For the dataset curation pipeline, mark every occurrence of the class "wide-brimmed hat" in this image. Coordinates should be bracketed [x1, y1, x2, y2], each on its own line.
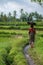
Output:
[27, 21, 36, 25]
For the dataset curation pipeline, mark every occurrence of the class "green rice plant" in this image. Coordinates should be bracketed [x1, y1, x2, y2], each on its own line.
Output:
[28, 31, 43, 65]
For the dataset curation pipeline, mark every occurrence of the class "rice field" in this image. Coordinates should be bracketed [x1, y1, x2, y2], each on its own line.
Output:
[0, 21, 43, 65]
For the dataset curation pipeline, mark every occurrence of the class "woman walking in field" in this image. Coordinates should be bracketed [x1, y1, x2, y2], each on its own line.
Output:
[29, 24, 36, 48]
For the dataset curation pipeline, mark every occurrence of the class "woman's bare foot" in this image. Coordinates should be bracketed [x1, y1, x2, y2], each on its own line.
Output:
[31, 42, 34, 48]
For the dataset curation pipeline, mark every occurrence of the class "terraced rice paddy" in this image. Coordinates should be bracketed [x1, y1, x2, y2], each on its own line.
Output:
[0, 21, 43, 65]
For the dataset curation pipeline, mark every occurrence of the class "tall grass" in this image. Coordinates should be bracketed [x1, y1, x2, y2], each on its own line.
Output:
[0, 32, 28, 65]
[28, 31, 43, 65]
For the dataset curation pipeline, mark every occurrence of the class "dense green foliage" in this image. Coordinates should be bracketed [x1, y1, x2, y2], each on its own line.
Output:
[0, 21, 43, 65]
[28, 31, 43, 65]
[0, 10, 43, 22]
[0, 31, 28, 65]
[0, 21, 43, 30]
[31, 0, 43, 5]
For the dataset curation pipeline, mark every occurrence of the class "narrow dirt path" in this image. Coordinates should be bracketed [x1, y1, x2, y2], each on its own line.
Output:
[15, 35, 36, 65]
[24, 45, 36, 65]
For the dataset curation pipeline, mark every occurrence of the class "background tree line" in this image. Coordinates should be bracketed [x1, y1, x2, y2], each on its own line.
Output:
[0, 9, 43, 22]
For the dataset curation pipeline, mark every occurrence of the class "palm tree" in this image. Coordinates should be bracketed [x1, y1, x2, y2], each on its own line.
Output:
[0, 12, 4, 21]
[20, 9, 23, 14]
[3, 14, 7, 22]
[13, 10, 16, 19]
[8, 12, 11, 18]
[20, 9, 24, 21]
[8, 12, 12, 21]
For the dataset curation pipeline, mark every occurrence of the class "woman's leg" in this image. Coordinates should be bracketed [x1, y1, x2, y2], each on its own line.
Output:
[31, 42, 34, 48]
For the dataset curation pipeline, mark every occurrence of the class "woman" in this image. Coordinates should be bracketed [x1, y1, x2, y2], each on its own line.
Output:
[29, 25, 36, 48]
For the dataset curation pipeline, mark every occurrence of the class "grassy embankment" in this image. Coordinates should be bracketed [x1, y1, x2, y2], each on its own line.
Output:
[28, 31, 43, 65]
